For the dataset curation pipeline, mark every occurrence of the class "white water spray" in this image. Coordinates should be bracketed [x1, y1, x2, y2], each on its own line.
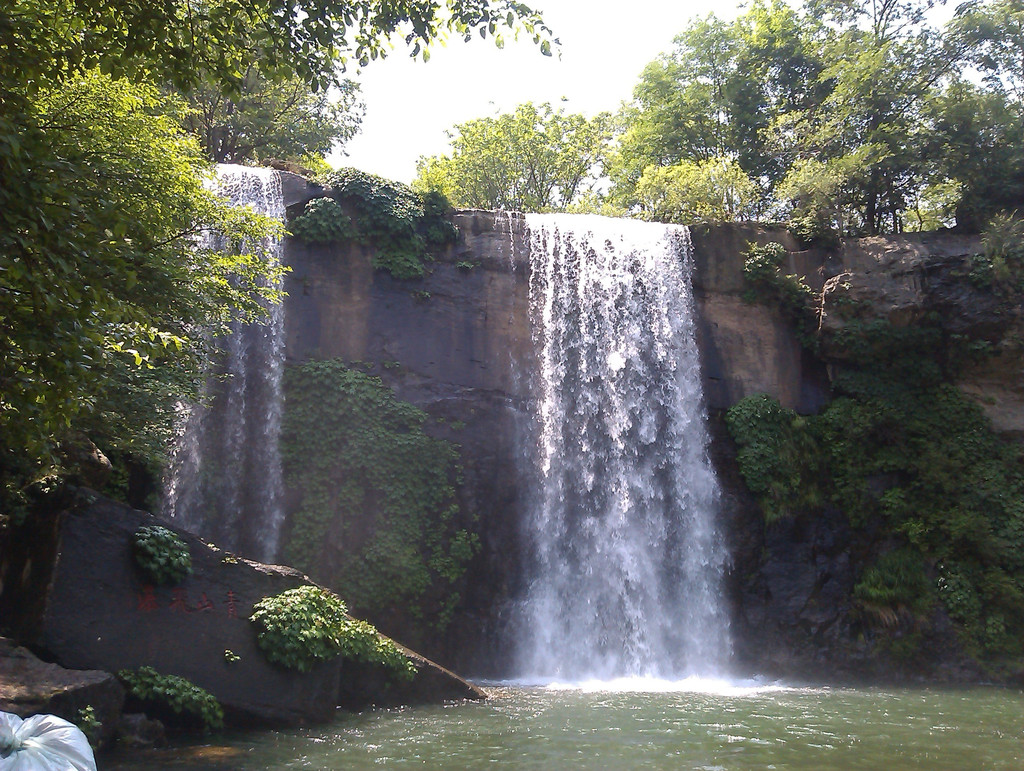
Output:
[518, 214, 730, 681]
[162, 165, 286, 563]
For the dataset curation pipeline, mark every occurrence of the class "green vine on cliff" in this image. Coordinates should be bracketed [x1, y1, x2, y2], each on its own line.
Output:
[725, 341, 1024, 662]
[741, 241, 818, 344]
[289, 169, 458, 280]
[280, 360, 478, 642]
[723, 394, 825, 523]
[853, 548, 934, 629]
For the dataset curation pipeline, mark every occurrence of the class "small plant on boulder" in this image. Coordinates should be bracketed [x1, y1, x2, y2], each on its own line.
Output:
[74, 705, 102, 748]
[133, 525, 192, 585]
[118, 667, 224, 733]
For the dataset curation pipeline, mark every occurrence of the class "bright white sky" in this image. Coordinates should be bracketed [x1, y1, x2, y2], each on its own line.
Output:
[334, 0, 739, 183]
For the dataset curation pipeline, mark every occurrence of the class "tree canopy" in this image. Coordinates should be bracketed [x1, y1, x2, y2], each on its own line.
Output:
[634, 156, 762, 223]
[414, 102, 611, 211]
[601, 0, 1024, 235]
[2, 0, 555, 94]
[180, 70, 363, 164]
[0, 72, 284, 503]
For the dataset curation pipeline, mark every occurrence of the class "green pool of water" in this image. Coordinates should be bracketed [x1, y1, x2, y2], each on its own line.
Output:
[106, 681, 1024, 770]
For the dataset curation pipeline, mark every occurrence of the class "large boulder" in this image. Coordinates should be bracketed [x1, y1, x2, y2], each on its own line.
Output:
[32, 493, 341, 725]
[5, 491, 487, 725]
[337, 646, 486, 710]
[0, 637, 124, 746]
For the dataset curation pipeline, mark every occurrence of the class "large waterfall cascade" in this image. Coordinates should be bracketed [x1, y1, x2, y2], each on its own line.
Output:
[517, 213, 730, 681]
[162, 165, 287, 564]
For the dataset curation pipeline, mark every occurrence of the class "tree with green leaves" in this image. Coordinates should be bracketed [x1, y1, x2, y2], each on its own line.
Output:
[924, 82, 1024, 232]
[634, 156, 760, 223]
[608, 14, 746, 206]
[181, 70, 363, 165]
[611, 0, 1024, 235]
[2, 0, 555, 94]
[0, 0, 555, 514]
[952, 0, 1024, 103]
[781, 0, 955, 234]
[608, 1, 829, 211]
[933, 0, 1024, 230]
[414, 102, 611, 212]
[0, 72, 284, 510]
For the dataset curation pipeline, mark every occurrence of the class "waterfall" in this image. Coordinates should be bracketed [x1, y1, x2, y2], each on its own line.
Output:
[517, 214, 730, 681]
[162, 165, 286, 564]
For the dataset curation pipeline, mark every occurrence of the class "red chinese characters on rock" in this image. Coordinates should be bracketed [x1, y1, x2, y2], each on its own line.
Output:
[134, 586, 241, 618]
[136, 586, 159, 612]
[169, 588, 192, 613]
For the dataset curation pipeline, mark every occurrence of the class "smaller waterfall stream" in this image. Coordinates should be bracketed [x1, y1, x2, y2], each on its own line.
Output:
[518, 214, 730, 681]
[162, 165, 286, 563]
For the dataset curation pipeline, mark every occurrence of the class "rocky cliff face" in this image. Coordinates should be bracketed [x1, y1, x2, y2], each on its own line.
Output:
[702, 228, 1023, 682]
[280, 205, 533, 673]
[821, 232, 1024, 435]
[278, 173, 1022, 681]
[689, 223, 832, 414]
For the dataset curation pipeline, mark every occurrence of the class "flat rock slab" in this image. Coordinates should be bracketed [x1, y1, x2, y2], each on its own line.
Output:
[37, 496, 340, 726]
[0, 637, 124, 745]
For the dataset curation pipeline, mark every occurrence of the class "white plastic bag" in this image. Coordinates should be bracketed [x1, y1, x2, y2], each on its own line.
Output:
[0, 712, 96, 771]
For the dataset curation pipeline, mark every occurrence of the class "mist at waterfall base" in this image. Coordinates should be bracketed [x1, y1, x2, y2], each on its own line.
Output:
[161, 166, 287, 564]
[513, 214, 730, 690]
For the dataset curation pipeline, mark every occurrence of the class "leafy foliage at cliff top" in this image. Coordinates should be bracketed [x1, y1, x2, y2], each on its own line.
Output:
[118, 667, 224, 733]
[973, 212, 1024, 293]
[725, 323, 1024, 663]
[280, 360, 478, 645]
[290, 169, 457, 279]
[250, 585, 415, 678]
[604, 0, 1024, 235]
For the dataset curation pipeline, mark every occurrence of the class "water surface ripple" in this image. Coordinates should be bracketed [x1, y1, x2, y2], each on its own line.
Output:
[107, 684, 1024, 770]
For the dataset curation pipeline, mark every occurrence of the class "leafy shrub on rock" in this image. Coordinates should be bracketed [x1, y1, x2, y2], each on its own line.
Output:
[853, 548, 934, 626]
[724, 394, 824, 522]
[726, 372, 1024, 660]
[133, 525, 192, 585]
[288, 168, 457, 280]
[289, 197, 354, 243]
[118, 667, 224, 733]
[250, 585, 415, 679]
